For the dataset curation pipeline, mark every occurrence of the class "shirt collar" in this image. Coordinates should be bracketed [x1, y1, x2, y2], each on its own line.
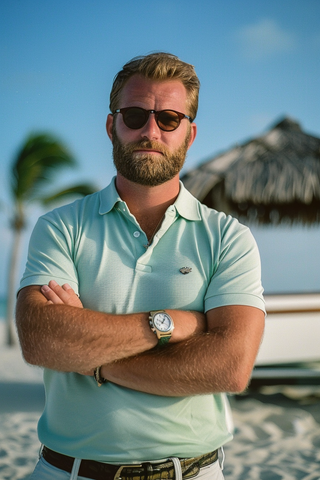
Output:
[174, 181, 201, 221]
[99, 177, 201, 221]
[98, 177, 124, 215]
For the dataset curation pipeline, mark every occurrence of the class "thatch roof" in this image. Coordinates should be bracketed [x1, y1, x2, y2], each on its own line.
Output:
[182, 117, 320, 224]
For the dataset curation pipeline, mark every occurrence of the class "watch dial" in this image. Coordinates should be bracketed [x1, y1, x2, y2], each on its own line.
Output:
[154, 313, 171, 332]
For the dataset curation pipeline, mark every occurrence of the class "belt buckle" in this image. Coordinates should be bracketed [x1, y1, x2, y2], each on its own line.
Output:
[113, 464, 142, 480]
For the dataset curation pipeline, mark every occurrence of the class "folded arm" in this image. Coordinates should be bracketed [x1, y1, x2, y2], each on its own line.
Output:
[17, 282, 264, 395]
[102, 304, 265, 396]
[16, 281, 206, 375]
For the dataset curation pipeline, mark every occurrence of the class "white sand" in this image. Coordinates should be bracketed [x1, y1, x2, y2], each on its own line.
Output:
[225, 397, 320, 479]
[0, 323, 43, 479]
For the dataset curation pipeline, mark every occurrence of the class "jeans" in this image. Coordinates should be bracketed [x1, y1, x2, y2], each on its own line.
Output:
[29, 454, 225, 480]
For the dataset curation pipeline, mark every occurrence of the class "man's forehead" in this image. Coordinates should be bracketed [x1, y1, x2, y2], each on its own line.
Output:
[119, 75, 188, 107]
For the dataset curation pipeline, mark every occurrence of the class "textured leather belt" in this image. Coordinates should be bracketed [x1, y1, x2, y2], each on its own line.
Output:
[42, 446, 218, 480]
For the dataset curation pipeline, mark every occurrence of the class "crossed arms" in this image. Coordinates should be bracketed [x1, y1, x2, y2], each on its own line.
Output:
[16, 280, 265, 396]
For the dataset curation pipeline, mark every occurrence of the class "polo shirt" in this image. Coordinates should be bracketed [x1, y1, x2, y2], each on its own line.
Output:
[20, 177, 265, 463]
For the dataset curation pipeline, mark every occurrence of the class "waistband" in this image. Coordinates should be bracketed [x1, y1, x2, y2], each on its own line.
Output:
[42, 446, 218, 480]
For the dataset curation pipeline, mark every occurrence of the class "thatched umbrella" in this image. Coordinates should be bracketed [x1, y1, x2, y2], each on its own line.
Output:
[182, 117, 320, 224]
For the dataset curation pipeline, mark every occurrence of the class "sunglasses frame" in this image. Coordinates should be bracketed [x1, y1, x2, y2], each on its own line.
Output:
[113, 107, 193, 132]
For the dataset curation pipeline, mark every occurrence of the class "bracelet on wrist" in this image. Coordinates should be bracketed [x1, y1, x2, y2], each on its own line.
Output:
[93, 366, 107, 387]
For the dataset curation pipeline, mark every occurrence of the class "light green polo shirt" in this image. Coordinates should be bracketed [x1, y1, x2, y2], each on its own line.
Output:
[20, 177, 265, 462]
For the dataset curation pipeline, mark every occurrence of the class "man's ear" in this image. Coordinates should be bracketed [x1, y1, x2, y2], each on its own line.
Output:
[106, 114, 113, 141]
[187, 122, 197, 149]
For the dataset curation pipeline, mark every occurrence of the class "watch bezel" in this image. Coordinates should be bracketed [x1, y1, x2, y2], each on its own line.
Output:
[153, 312, 172, 332]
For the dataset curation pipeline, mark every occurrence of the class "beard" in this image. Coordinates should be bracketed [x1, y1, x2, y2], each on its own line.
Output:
[112, 127, 190, 187]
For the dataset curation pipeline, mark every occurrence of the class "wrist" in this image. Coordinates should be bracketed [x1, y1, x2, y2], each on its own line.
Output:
[148, 310, 174, 346]
[167, 310, 206, 342]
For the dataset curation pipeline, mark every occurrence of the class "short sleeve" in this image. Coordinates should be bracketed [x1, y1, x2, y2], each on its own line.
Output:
[204, 220, 265, 313]
[19, 212, 79, 294]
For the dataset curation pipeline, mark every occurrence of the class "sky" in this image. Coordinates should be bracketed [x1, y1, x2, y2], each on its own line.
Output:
[1, 0, 320, 297]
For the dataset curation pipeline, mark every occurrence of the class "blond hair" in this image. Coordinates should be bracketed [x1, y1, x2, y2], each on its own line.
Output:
[109, 52, 200, 121]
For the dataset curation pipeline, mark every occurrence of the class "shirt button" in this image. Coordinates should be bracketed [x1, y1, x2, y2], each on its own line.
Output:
[133, 231, 140, 238]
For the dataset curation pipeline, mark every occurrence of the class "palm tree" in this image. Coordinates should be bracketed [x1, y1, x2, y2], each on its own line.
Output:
[5, 132, 97, 346]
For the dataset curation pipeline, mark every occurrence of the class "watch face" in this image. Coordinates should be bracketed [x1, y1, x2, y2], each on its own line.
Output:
[154, 313, 172, 332]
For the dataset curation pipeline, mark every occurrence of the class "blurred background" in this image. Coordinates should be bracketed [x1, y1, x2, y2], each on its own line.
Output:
[1, 0, 320, 299]
[1, 3, 320, 477]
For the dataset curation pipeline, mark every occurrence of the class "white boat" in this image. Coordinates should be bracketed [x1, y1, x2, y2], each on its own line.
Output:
[255, 292, 320, 366]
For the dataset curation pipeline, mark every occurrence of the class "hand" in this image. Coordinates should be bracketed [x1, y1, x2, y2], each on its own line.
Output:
[41, 280, 83, 309]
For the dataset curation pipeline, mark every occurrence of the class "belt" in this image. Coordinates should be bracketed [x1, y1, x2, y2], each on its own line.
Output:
[42, 446, 218, 480]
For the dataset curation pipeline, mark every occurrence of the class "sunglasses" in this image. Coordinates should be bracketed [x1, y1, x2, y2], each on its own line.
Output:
[113, 107, 193, 132]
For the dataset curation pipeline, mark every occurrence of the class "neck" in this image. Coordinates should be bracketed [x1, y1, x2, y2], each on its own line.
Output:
[115, 173, 180, 235]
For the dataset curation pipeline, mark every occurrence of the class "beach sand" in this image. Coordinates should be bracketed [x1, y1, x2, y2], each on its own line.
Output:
[1, 324, 320, 480]
[225, 394, 320, 479]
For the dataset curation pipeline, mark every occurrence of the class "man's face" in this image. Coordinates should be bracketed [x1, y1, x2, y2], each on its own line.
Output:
[106, 75, 196, 186]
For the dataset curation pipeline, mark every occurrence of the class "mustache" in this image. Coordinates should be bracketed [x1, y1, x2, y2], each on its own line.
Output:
[121, 139, 168, 155]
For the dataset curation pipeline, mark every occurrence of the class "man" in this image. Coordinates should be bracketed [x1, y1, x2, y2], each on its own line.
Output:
[16, 52, 265, 480]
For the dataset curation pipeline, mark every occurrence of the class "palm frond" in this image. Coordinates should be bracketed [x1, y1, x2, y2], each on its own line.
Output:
[41, 184, 98, 205]
[11, 133, 76, 201]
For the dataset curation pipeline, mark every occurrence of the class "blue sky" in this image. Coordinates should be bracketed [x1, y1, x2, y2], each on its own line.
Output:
[1, 0, 320, 296]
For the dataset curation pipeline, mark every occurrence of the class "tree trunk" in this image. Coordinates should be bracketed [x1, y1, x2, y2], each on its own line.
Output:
[6, 226, 22, 346]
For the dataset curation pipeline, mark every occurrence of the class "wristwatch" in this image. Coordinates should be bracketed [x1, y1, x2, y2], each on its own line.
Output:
[149, 310, 174, 346]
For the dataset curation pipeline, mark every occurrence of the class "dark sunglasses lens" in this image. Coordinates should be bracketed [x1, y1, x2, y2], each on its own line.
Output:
[158, 111, 180, 131]
[123, 108, 147, 129]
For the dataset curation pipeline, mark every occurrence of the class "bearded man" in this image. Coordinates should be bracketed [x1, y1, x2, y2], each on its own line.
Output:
[16, 52, 265, 480]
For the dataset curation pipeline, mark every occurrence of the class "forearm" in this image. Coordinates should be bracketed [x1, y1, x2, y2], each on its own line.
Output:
[17, 292, 155, 373]
[102, 333, 236, 396]
[16, 285, 206, 374]
[102, 306, 265, 396]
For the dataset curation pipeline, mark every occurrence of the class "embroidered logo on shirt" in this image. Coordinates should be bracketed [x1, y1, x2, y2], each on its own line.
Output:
[179, 267, 192, 275]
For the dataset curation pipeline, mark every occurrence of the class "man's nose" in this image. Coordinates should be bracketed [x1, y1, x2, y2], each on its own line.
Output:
[139, 113, 161, 140]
